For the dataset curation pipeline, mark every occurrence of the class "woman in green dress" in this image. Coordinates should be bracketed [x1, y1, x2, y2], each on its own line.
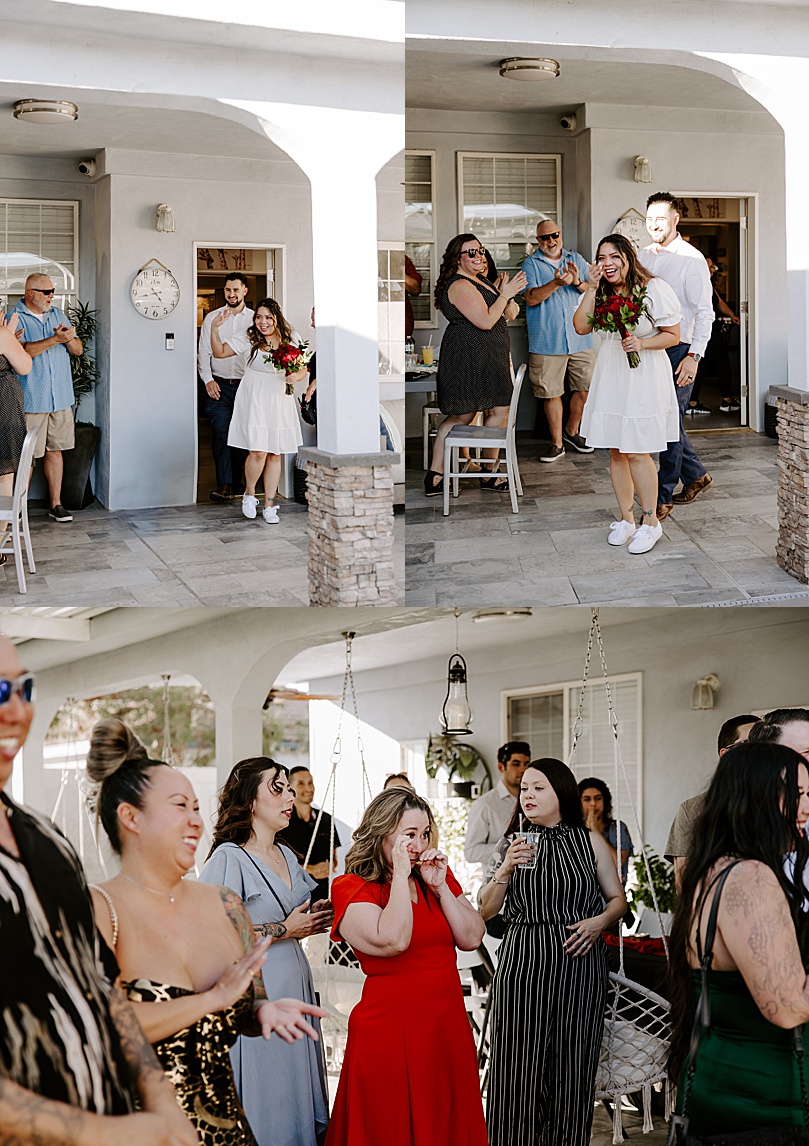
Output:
[668, 741, 809, 1135]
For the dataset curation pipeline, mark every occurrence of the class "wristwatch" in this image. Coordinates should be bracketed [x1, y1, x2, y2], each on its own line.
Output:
[687, 352, 702, 362]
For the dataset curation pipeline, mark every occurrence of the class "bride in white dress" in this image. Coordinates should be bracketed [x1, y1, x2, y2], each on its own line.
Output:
[212, 298, 307, 525]
[575, 234, 681, 555]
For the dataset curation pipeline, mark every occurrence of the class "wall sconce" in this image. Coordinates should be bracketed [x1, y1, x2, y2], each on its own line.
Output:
[634, 156, 652, 184]
[692, 674, 719, 710]
[156, 204, 176, 233]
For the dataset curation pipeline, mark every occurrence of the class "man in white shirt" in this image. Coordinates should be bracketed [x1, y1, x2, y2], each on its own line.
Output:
[464, 741, 531, 864]
[639, 193, 715, 520]
[197, 273, 254, 501]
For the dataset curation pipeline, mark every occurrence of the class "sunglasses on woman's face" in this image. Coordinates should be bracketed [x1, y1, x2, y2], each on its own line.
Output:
[461, 247, 486, 258]
[0, 672, 36, 705]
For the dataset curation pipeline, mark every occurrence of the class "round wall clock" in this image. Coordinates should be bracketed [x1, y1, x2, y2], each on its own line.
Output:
[131, 259, 180, 319]
[612, 208, 648, 253]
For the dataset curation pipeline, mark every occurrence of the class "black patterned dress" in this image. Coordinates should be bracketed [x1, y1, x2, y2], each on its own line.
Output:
[123, 979, 259, 1146]
[437, 274, 513, 414]
[0, 353, 28, 475]
[486, 823, 608, 1146]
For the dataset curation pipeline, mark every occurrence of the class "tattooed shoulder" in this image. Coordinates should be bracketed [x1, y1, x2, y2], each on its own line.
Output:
[218, 886, 255, 951]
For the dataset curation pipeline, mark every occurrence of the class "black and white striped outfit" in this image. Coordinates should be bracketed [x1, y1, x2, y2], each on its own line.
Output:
[486, 823, 607, 1146]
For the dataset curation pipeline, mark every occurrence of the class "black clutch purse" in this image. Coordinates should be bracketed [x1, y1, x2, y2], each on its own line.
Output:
[299, 393, 317, 426]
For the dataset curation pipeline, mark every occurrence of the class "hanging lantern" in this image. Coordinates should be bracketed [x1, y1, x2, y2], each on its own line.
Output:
[441, 653, 473, 736]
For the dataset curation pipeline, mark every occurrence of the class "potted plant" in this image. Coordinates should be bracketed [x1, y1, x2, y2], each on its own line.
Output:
[62, 300, 101, 511]
[626, 845, 677, 934]
[425, 734, 492, 798]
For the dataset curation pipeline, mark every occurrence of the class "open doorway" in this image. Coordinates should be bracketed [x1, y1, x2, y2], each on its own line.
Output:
[674, 196, 753, 432]
[193, 244, 283, 503]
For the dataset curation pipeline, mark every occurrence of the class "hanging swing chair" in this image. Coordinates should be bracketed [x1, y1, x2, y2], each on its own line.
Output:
[570, 609, 672, 1144]
[303, 632, 372, 1073]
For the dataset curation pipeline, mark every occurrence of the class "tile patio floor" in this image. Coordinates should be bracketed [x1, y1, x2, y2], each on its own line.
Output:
[0, 498, 405, 607]
[405, 430, 809, 607]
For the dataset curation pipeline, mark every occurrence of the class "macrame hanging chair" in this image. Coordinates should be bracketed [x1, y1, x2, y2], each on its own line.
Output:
[52, 695, 109, 877]
[303, 632, 373, 1073]
[569, 609, 672, 1144]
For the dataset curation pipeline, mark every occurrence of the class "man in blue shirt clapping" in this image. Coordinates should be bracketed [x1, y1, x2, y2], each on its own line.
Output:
[523, 220, 596, 463]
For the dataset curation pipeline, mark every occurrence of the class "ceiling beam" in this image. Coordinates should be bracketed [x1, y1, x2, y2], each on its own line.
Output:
[0, 615, 91, 642]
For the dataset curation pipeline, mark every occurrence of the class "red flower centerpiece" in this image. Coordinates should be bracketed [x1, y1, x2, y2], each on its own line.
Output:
[587, 287, 647, 368]
[265, 340, 311, 395]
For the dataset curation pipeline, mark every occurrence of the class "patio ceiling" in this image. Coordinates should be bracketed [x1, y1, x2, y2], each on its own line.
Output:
[405, 41, 780, 122]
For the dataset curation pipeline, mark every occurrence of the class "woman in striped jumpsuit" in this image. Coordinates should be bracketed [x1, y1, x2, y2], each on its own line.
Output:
[480, 758, 627, 1146]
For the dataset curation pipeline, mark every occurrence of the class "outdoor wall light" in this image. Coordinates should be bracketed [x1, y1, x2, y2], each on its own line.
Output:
[692, 674, 719, 710]
[13, 99, 78, 124]
[634, 156, 652, 183]
[440, 653, 474, 736]
[499, 58, 560, 81]
[156, 204, 176, 233]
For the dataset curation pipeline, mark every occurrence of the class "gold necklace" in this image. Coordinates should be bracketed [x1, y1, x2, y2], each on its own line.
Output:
[121, 872, 179, 904]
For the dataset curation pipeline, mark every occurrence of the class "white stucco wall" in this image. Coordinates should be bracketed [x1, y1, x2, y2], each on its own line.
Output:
[305, 611, 809, 857]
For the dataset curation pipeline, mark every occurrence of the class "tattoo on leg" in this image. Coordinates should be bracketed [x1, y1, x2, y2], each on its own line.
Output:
[642, 507, 653, 520]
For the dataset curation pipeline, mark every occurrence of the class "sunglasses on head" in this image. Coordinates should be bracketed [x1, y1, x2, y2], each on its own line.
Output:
[32, 288, 55, 296]
[537, 232, 561, 243]
[0, 672, 36, 705]
[460, 246, 486, 259]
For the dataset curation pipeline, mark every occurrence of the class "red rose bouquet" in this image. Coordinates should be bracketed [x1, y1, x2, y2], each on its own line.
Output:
[265, 340, 311, 394]
[587, 286, 647, 368]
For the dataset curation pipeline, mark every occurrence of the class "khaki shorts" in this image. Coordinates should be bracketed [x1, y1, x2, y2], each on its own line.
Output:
[528, 349, 597, 400]
[25, 409, 75, 459]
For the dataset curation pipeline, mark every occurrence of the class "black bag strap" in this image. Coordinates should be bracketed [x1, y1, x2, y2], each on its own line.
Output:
[673, 860, 809, 1140]
[236, 845, 289, 918]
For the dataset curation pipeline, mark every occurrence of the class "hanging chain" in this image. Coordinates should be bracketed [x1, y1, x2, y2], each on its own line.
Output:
[162, 674, 172, 765]
[570, 609, 596, 767]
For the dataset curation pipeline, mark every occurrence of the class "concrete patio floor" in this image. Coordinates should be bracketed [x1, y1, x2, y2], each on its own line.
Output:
[405, 430, 809, 607]
[0, 498, 405, 607]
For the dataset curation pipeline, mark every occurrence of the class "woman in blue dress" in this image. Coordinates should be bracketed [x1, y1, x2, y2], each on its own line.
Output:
[201, 757, 333, 1146]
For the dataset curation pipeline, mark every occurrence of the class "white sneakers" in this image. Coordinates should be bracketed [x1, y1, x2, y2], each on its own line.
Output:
[608, 520, 636, 546]
[628, 522, 663, 554]
[242, 495, 279, 524]
[608, 519, 663, 554]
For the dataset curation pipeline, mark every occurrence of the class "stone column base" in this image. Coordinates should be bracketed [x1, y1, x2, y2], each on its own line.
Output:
[772, 386, 809, 583]
[301, 448, 399, 606]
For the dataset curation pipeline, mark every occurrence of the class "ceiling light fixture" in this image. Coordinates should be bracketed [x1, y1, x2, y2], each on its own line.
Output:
[499, 58, 560, 82]
[472, 608, 533, 623]
[440, 609, 473, 736]
[13, 99, 78, 125]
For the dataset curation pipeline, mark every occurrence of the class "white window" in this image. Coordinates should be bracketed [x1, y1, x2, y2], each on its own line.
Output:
[0, 199, 78, 310]
[502, 673, 643, 830]
[378, 243, 405, 376]
[457, 153, 561, 323]
[405, 150, 436, 328]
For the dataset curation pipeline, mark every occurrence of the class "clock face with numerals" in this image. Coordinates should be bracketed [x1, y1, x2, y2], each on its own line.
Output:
[130, 266, 180, 319]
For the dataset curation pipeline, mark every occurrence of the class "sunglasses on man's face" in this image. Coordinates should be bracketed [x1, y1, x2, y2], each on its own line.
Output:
[537, 232, 561, 243]
[460, 247, 486, 259]
[0, 673, 36, 706]
[32, 288, 55, 297]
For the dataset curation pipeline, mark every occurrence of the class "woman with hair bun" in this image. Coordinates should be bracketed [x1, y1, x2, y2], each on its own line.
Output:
[87, 719, 324, 1146]
[199, 757, 332, 1146]
[324, 786, 487, 1146]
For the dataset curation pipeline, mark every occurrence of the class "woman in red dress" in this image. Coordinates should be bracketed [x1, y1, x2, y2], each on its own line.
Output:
[325, 786, 488, 1146]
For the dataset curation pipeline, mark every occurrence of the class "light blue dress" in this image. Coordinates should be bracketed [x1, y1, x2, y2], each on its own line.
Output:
[200, 842, 329, 1146]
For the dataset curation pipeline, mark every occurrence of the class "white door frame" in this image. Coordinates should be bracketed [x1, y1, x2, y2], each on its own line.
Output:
[191, 242, 287, 502]
[671, 191, 758, 431]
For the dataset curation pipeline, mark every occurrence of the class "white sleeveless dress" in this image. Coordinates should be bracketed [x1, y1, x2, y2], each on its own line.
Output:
[225, 329, 304, 454]
[579, 277, 682, 453]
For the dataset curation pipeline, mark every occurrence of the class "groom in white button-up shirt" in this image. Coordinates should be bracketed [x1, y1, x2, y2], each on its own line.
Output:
[639, 192, 715, 520]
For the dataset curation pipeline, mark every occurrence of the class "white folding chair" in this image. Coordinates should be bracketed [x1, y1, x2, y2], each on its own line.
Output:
[442, 363, 526, 516]
[0, 427, 39, 594]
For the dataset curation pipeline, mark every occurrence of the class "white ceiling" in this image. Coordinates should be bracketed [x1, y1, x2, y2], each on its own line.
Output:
[406, 44, 774, 117]
[0, 86, 285, 162]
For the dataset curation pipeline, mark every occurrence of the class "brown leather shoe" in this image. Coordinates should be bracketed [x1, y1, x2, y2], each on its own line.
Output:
[209, 485, 234, 502]
[656, 502, 674, 522]
[672, 473, 713, 504]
